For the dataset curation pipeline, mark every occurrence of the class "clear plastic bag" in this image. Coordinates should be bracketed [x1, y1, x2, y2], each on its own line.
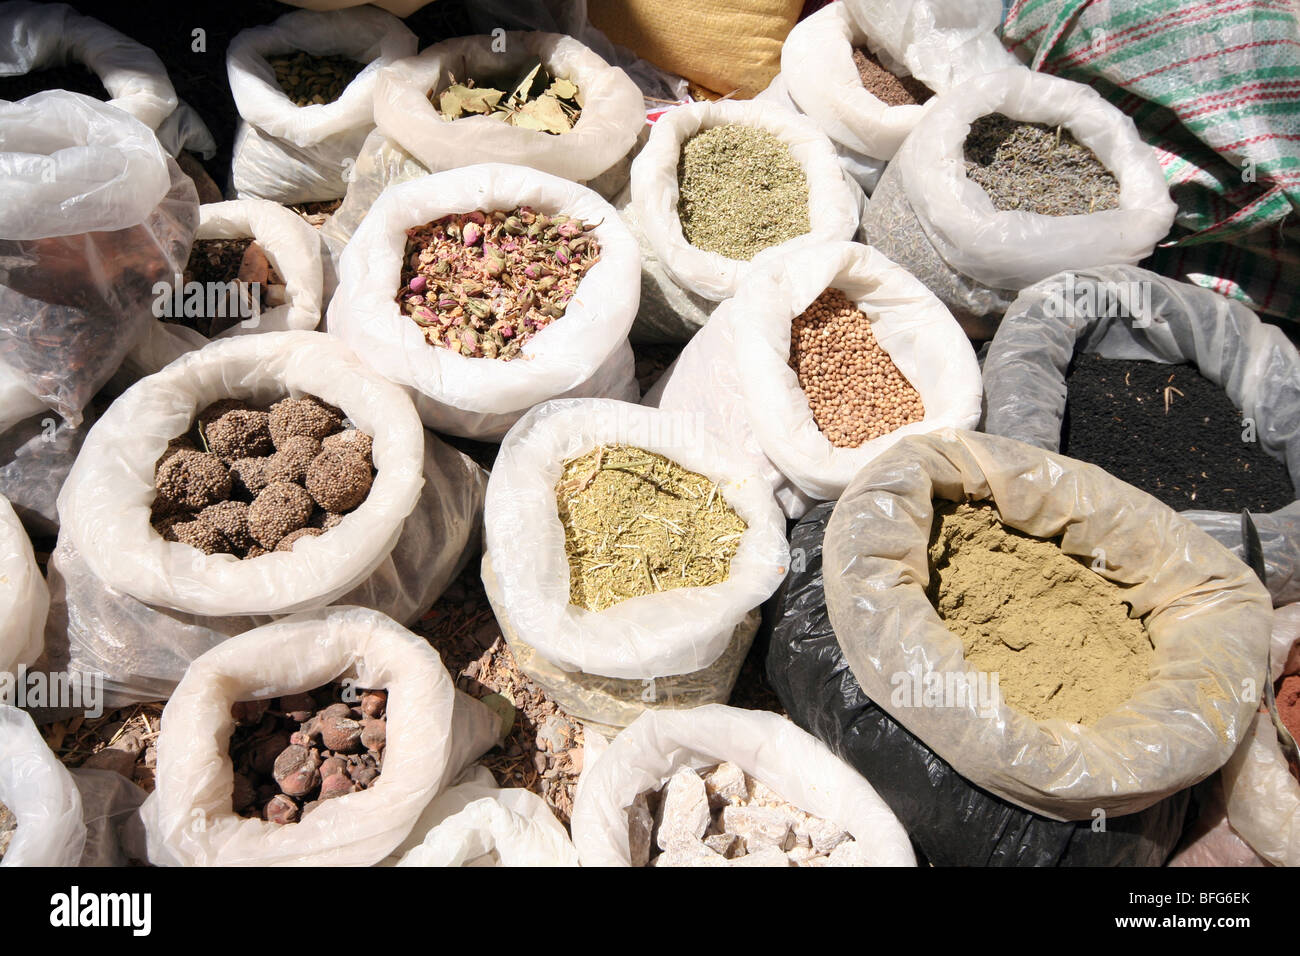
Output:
[48, 331, 485, 704]
[0, 408, 94, 538]
[649, 241, 982, 514]
[982, 266, 1300, 606]
[127, 199, 326, 377]
[630, 99, 862, 305]
[390, 765, 579, 867]
[0, 92, 198, 425]
[1, 2, 176, 137]
[70, 767, 149, 867]
[569, 704, 916, 867]
[822, 428, 1272, 820]
[327, 164, 642, 441]
[860, 68, 1175, 331]
[481, 399, 789, 732]
[139, 607, 501, 867]
[0, 704, 84, 867]
[0, 493, 48, 674]
[372, 32, 643, 187]
[227, 7, 417, 203]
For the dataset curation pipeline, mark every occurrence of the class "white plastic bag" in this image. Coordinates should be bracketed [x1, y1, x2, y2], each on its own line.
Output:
[71, 767, 149, 867]
[630, 99, 862, 305]
[779, 3, 1017, 178]
[650, 241, 982, 514]
[0, 493, 47, 674]
[570, 704, 916, 867]
[227, 7, 417, 203]
[840, 0, 1021, 93]
[982, 266, 1300, 606]
[391, 765, 579, 867]
[822, 428, 1272, 820]
[0, 363, 46, 437]
[860, 68, 1176, 335]
[328, 163, 641, 441]
[1222, 714, 1300, 867]
[373, 32, 643, 187]
[0, 408, 94, 538]
[0, 92, 198, 425]
[0, 1, 214, 156]
[0, 704, 84, 867]
[1220, 604, 1300, 866]
[48, 331, 485, 704]
[481, 399, 789, 732]
[128, 199, 325, 376]
[139, 607, 500, 866]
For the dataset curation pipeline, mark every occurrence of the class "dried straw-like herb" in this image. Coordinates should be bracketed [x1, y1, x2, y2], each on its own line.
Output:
[676, 124, 811, 261]
[556, 444, 747, 612]
[963, 113, 1120, 217]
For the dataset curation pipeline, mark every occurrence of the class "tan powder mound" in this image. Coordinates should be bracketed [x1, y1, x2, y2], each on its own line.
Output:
[926, 501, 1153, 726]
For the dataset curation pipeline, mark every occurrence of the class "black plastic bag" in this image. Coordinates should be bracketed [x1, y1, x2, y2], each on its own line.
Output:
[764, 501, 1192, 866]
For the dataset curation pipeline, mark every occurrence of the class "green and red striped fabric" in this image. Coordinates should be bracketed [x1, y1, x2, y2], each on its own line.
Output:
[1001, 0, 1300, 322]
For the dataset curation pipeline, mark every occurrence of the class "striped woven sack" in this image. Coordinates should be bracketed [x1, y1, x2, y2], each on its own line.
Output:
[1001, 0, 1300, 322]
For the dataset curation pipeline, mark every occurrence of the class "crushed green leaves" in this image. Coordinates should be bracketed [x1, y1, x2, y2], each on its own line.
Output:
[556, 444, 748, 613]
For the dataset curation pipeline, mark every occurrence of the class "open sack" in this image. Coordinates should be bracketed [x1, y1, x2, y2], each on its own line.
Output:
[0, 92, 198, 426]
[766, 500, 1194, 866]
[46, 331, 486, 705]
[127, 199, 325, 377]
[328, 163, 641, 441]
[481, 399, 789, 735]
[982, 265, 1300, 606]
[228, 6, 417, 203]
[0, 1, 214, 158]
[570, 704, 916, 867]
[860, 68, 1175, 338]
[774, 1, 1018, 190]
[0, 705, 84, 867]
[0, 493, 49, 674]
[627, 98, 862, 335]
[140, 607, 501, 867]
[648, 241, 982, 517]
[388, 764, 579, 867]
[373, 31, 642, 189]
[819, 428, 1270, 820]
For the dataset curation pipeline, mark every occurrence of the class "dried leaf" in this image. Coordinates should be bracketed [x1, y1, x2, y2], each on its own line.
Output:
[546, 77, 578, 101]
[439, 83, 503, 119]
[512, 94, 573, 134]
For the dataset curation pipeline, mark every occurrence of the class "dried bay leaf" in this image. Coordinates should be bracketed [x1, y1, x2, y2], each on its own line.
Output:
[512, 94, 573, 134]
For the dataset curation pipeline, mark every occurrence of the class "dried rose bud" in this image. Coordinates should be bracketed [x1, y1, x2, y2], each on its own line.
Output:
[409, 275, 427, 293]
[463, 222, 483, 246]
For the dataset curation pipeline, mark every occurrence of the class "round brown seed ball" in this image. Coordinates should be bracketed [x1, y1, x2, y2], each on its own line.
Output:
[198, 500, 253, 554]
[155, 437, 195, 479]
[322, 429, 372, 468]
[275, 526, 324, 552]
[269, 397, 343, 448]
[198, 398, 253, 429]
[248, 481, 314, 549]
[309, 510, 345, 531]
[306, 448, 372, 513]
[152, 512, 193, 542]
[172, 516, 230, 556]
[229, 457, 272, 498]
[205, 409, 273, 462]
[266, 435, 322, 485]
[155, 449, 232, 513]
